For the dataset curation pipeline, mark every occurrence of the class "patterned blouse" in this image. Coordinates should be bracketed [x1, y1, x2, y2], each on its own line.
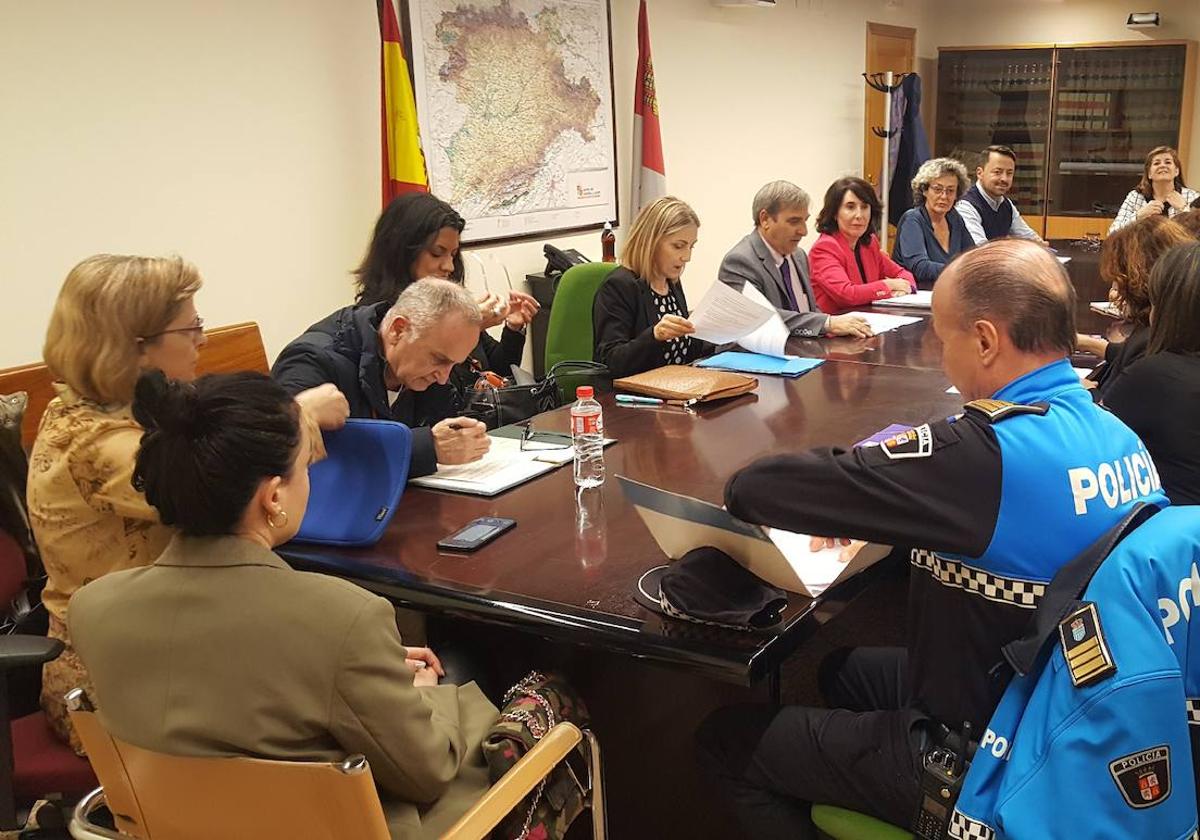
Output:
[1108, 187, 1200, 234]
[652, 287, 691, 366]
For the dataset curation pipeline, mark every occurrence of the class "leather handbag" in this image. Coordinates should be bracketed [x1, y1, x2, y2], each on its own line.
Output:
[613, 365, 758, 403]
[463, 361, 609, 429]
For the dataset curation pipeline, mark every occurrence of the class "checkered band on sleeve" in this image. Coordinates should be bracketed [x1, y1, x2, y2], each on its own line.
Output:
[910, 550, 1046, 609]
[949, 810, 996, 840]
[1187, 698, 1200, 726]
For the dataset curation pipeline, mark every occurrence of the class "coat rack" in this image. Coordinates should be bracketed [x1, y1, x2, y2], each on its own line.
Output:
[864, 71, 912, 250]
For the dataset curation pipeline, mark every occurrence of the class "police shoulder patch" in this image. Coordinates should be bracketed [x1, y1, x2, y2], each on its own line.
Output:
[1109, 745, 1170, 809]
[964, 399, 1050, 423]
[1058, 601, 1117, 688]
[880, 423, 933, 460]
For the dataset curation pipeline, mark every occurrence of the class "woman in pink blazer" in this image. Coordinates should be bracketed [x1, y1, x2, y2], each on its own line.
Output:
[809, 177, 916, 314]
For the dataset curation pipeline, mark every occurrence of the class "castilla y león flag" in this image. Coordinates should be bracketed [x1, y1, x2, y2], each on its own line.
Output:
[631, 0, 665, 211]
[379, 0, 428, 205]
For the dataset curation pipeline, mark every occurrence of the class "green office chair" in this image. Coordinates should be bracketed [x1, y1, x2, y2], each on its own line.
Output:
[811, 804, 914, 840]
[543, 262, 617, 372]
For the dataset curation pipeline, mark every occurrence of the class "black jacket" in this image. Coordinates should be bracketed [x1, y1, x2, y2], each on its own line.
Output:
[1103, 351, 1200, 505]
[270, 302, 455, 477]
[1091, 325, 1149, 402]
[592, 268, 715, 378]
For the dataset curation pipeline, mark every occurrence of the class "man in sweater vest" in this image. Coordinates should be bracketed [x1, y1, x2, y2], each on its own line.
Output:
[956, 145, 1049, 246]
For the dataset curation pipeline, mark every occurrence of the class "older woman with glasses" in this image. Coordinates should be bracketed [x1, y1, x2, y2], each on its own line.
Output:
[28, 254, 347, 752]
[892, 157, 973, 288]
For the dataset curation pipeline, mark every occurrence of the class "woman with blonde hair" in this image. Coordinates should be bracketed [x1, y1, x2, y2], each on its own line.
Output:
[28, 254, 347, 751]
[1109, 146, 1200, 233]
[1075, 216, 1193, 399]
[592, 196, 714, 377]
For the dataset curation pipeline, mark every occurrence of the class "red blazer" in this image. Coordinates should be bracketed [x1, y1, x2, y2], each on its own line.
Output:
[809, 232, 916, 314]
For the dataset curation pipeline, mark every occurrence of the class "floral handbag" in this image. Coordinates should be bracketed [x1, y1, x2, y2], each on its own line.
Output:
[481, 671, 592, 840]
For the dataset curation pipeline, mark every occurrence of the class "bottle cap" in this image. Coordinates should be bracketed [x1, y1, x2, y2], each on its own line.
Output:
[576, 385, 594, 399]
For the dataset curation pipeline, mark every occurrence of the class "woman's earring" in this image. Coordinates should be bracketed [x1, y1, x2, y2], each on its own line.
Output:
[267, 509, 289, 529]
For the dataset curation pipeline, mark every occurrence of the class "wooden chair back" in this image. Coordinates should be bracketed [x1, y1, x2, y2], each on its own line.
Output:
[66, 689, 390, 840]
[0, 322, 269, 449]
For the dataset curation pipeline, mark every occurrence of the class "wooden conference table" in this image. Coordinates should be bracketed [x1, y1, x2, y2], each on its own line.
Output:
[280, 248, 1106, 836]
[281, 316, 963, 837]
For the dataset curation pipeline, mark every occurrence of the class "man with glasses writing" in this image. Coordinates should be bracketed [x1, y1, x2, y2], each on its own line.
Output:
[272, 278, 491, 477]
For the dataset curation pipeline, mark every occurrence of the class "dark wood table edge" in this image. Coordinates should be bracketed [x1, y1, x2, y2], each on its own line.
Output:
[280, 544, 897, 689]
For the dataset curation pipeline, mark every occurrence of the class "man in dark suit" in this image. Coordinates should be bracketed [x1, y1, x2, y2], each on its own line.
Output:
[719, 181, 872, 338]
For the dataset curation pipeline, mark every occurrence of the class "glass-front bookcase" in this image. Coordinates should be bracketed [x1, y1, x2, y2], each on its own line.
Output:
[935, 41, 1195, 239]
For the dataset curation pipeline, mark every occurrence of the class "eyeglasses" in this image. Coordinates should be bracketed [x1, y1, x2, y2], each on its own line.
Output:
[142, 316, 205, 340]
[926, 185, 957, 197]
[519, 423, 572, 451]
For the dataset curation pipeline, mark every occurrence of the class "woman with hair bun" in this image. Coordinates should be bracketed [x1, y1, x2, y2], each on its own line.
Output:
[28, 254, 348, 752]
[70, 370, 498, 838]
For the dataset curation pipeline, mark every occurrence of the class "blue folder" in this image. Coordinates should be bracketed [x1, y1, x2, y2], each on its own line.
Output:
[696, 351, 824, 378]
[291, 419, 412, 547]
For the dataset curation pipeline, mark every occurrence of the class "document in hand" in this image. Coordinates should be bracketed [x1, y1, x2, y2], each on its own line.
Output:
[696, 351, 823, 378]
[737, 284, 791, 356]
[873, 290, 933, 309]
[1089, 300, 1121, 318]
[687, 280, 775, 345]
[618, 476, 891, 598]
[854, 310, 923, 335]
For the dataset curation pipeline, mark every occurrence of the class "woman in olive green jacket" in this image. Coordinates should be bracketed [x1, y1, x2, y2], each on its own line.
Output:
[69, 370, 498, 839]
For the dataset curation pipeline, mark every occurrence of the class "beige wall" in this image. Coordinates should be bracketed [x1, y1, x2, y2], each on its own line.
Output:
[0, 0, 381, 369]
[1, 0, 931, 370]
[923, 0, 1200, 171]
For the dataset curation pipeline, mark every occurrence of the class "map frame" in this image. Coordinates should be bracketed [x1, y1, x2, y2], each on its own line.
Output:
[402, 0, 620, 245]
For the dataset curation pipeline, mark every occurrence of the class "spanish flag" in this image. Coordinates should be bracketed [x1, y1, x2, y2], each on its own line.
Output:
[379, 0, 428, 204]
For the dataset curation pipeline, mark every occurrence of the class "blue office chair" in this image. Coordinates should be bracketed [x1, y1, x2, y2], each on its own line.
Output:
[292, 419, 412, 547]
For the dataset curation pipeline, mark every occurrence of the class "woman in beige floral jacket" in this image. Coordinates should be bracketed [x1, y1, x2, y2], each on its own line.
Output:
[28, 254, 347, 752]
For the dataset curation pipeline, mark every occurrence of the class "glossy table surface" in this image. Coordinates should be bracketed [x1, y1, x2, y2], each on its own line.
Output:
[283, 354, 963, 683]
[281, 244, 1107, 685]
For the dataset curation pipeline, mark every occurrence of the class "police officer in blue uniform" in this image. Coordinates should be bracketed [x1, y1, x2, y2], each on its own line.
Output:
[696, 239, 1170, 840]
[953, 505, 1200, 839]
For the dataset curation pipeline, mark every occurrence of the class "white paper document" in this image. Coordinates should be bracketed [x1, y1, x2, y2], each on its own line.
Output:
[1057, 256, 1072, 264]
[766, 531, 891, 598]
[737, 283, 790, 356]
[1090, 300, 1121, 318]
[410, 435, 612, 496]
[687, 280, 774, 344]
[873, 290, 933, 309]
[855, 310, 923, 335]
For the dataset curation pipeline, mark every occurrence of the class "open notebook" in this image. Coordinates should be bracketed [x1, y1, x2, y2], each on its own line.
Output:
[618, 476, 891, 598]
[410, 429, 614, 496]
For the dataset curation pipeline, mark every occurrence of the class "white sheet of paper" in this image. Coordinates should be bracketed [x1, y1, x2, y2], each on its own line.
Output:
[856, 311, 923, 335]
[874, 290, 933, 309]
[1090, 300, 1121, 318]
[1057, 256, 1072, 264]
[946, 366, 1094, 394]
[687, 280, 774, 344]
[765, 530, 886, 598]
[737, 283, 790, 357]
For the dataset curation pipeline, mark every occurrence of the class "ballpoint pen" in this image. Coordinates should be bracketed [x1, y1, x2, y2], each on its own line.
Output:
[615, 394, 664, 406]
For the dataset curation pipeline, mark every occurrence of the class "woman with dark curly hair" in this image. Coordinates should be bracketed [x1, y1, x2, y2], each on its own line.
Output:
[1076, 215, 1191, 399]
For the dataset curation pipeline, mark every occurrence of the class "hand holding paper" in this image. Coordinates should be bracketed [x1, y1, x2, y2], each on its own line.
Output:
[688, 281, 774, 344]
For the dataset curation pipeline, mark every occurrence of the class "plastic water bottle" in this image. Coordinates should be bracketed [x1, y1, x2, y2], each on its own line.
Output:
[570, 385, 605, 488]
